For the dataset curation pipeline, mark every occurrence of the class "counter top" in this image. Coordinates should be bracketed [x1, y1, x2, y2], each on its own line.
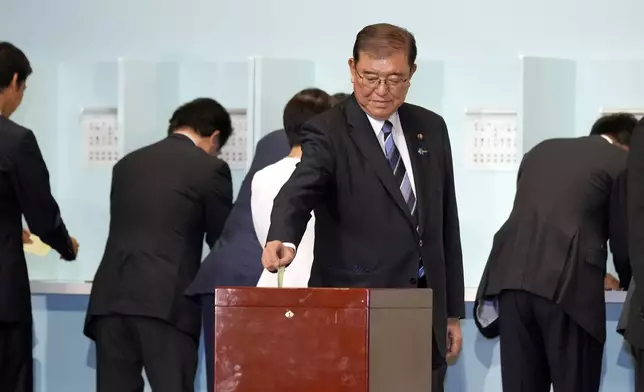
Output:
[29, 280, 629, 303]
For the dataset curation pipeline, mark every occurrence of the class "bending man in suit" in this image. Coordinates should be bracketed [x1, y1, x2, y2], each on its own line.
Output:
[474, 113, 637, 392]
[619, 117, 644, 391]
[261, 23, 465, 391]
[0, 42, 78, 392]
[253, 88, 332, 287]
[184, 128, 288, 392]
[84, 98, 233, 392]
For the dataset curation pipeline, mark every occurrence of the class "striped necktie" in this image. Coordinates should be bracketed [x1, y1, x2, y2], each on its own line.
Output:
[381, 121, 425, 279]
[382, 120, 416, 215]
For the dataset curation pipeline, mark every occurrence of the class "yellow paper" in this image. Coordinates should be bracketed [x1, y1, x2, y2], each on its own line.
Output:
[277, 266, 285, 288]
[23, 234, 51, 256]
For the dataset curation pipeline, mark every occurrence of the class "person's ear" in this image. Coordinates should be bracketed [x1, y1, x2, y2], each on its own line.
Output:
[210, 130, 221, 153]
[348, 58, 356, 83]
[409, 64, 417, 80]
[211, 130, 220, 142]
[10, 73, 19, 91]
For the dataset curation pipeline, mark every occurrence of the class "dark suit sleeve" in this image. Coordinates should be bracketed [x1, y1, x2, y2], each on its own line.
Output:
[629, 121, 644, 303]
[204, 161, 234, 247]
[440, 120, 465, 319]
[267, 121, 334, 246]
[11, 130, 75, 260]
[609, 170, 631, 289]
[517, 154, 526, 184]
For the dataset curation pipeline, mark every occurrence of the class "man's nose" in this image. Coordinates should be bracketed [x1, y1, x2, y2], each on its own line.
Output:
[374, 81, 388, 96]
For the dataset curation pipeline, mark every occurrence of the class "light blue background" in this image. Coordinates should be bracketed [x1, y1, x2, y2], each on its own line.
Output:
[3, 0, 644, 389]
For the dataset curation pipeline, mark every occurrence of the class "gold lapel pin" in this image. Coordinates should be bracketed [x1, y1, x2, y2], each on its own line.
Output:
[417, 133, 423, 140]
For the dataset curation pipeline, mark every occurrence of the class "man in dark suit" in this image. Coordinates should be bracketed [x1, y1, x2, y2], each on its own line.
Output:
[261, 23, 465, 391]
[184, 128, 288, 392]
[618, 117, 644, 391]
[474, 113, 637, 391]
[84, 98, 234, 392]
[0, 42, 78, 392]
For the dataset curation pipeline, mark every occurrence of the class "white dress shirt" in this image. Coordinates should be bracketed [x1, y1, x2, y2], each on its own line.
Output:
[282, 111, 416, 253]
[253, 157, 315, 287]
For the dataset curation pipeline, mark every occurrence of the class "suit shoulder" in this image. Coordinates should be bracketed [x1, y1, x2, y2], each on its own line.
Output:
[257, 129, 288, 148]
[207, 155, 231, 172]
[402, 103, 445, 124]
[197, 155, 231, 186]
[306, 104, 345, 130]
[0, 117, 33, 142]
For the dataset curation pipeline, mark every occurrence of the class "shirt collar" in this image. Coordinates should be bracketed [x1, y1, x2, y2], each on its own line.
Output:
[365, 111, 401, 135]
[173, 130, 200, 146]
[600, 134, 614, 145]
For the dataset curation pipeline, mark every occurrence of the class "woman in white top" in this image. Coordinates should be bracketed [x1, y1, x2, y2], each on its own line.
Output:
[251, 88, 332, 287]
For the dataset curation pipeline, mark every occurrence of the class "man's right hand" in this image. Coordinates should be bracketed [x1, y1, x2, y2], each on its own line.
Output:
[262, 241, 295, 272]
[61, 236, 80, 261]
[604, 273, 621, 291]
[22, 229, 33, 244]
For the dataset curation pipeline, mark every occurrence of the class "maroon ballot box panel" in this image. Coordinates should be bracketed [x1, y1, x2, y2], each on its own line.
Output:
[213, 287, 433, 392]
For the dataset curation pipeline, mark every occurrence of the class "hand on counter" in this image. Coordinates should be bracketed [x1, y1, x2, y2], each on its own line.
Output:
[60, 236, 79, 261]
[604, 273, 622, 291]
[22, 229, 33, 244]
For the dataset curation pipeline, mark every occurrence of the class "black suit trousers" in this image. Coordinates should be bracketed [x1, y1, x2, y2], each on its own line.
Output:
[94, 315, 198, 392]
[0, 321, 32, 392]
[632, 347, 644, 392]
[201, 295, 215, 392]
[498, 290, 603, 392]
[419, 277, 448, 392]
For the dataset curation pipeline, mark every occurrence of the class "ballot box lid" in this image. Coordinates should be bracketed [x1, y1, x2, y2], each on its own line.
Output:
[213, 287, 432, 309]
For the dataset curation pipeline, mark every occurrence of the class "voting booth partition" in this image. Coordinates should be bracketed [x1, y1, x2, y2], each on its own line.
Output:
[212, 287, 433, 392]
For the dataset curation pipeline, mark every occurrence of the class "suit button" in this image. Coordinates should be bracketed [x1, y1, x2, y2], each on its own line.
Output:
[419, 240, 424, 247]
[410, 277, 418, 285]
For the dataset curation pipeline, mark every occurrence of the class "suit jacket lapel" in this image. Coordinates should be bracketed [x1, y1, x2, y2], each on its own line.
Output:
[344, 96, 414, 226]
[399, 104, 428, 236]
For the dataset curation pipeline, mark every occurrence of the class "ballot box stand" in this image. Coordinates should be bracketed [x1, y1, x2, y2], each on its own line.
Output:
[213, 287, 433, 392]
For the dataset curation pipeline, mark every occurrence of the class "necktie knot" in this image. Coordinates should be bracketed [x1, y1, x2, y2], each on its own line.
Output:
[381, 120, 393, 136]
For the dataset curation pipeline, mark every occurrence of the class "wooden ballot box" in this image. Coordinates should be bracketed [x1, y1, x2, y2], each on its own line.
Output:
[213, 287, 433, 392]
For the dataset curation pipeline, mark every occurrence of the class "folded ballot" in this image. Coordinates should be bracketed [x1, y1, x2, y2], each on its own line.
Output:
[23, 234, 51, 256]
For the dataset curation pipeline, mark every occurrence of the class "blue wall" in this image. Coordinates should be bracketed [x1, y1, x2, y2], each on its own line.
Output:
[32, 294, 635, 391]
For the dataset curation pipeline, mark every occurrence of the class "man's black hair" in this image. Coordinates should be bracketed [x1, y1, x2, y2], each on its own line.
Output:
[0, 42, 32, 91]
[168, 98, 232, 147]
[283, 88, 332, 148]
[590, 113, 639, 146]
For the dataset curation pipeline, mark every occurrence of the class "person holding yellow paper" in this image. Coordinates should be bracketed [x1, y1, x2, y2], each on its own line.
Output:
[0, 42, 79, 392]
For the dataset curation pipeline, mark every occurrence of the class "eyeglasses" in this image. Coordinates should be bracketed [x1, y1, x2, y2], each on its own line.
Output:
[355, 69, 409, 92]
